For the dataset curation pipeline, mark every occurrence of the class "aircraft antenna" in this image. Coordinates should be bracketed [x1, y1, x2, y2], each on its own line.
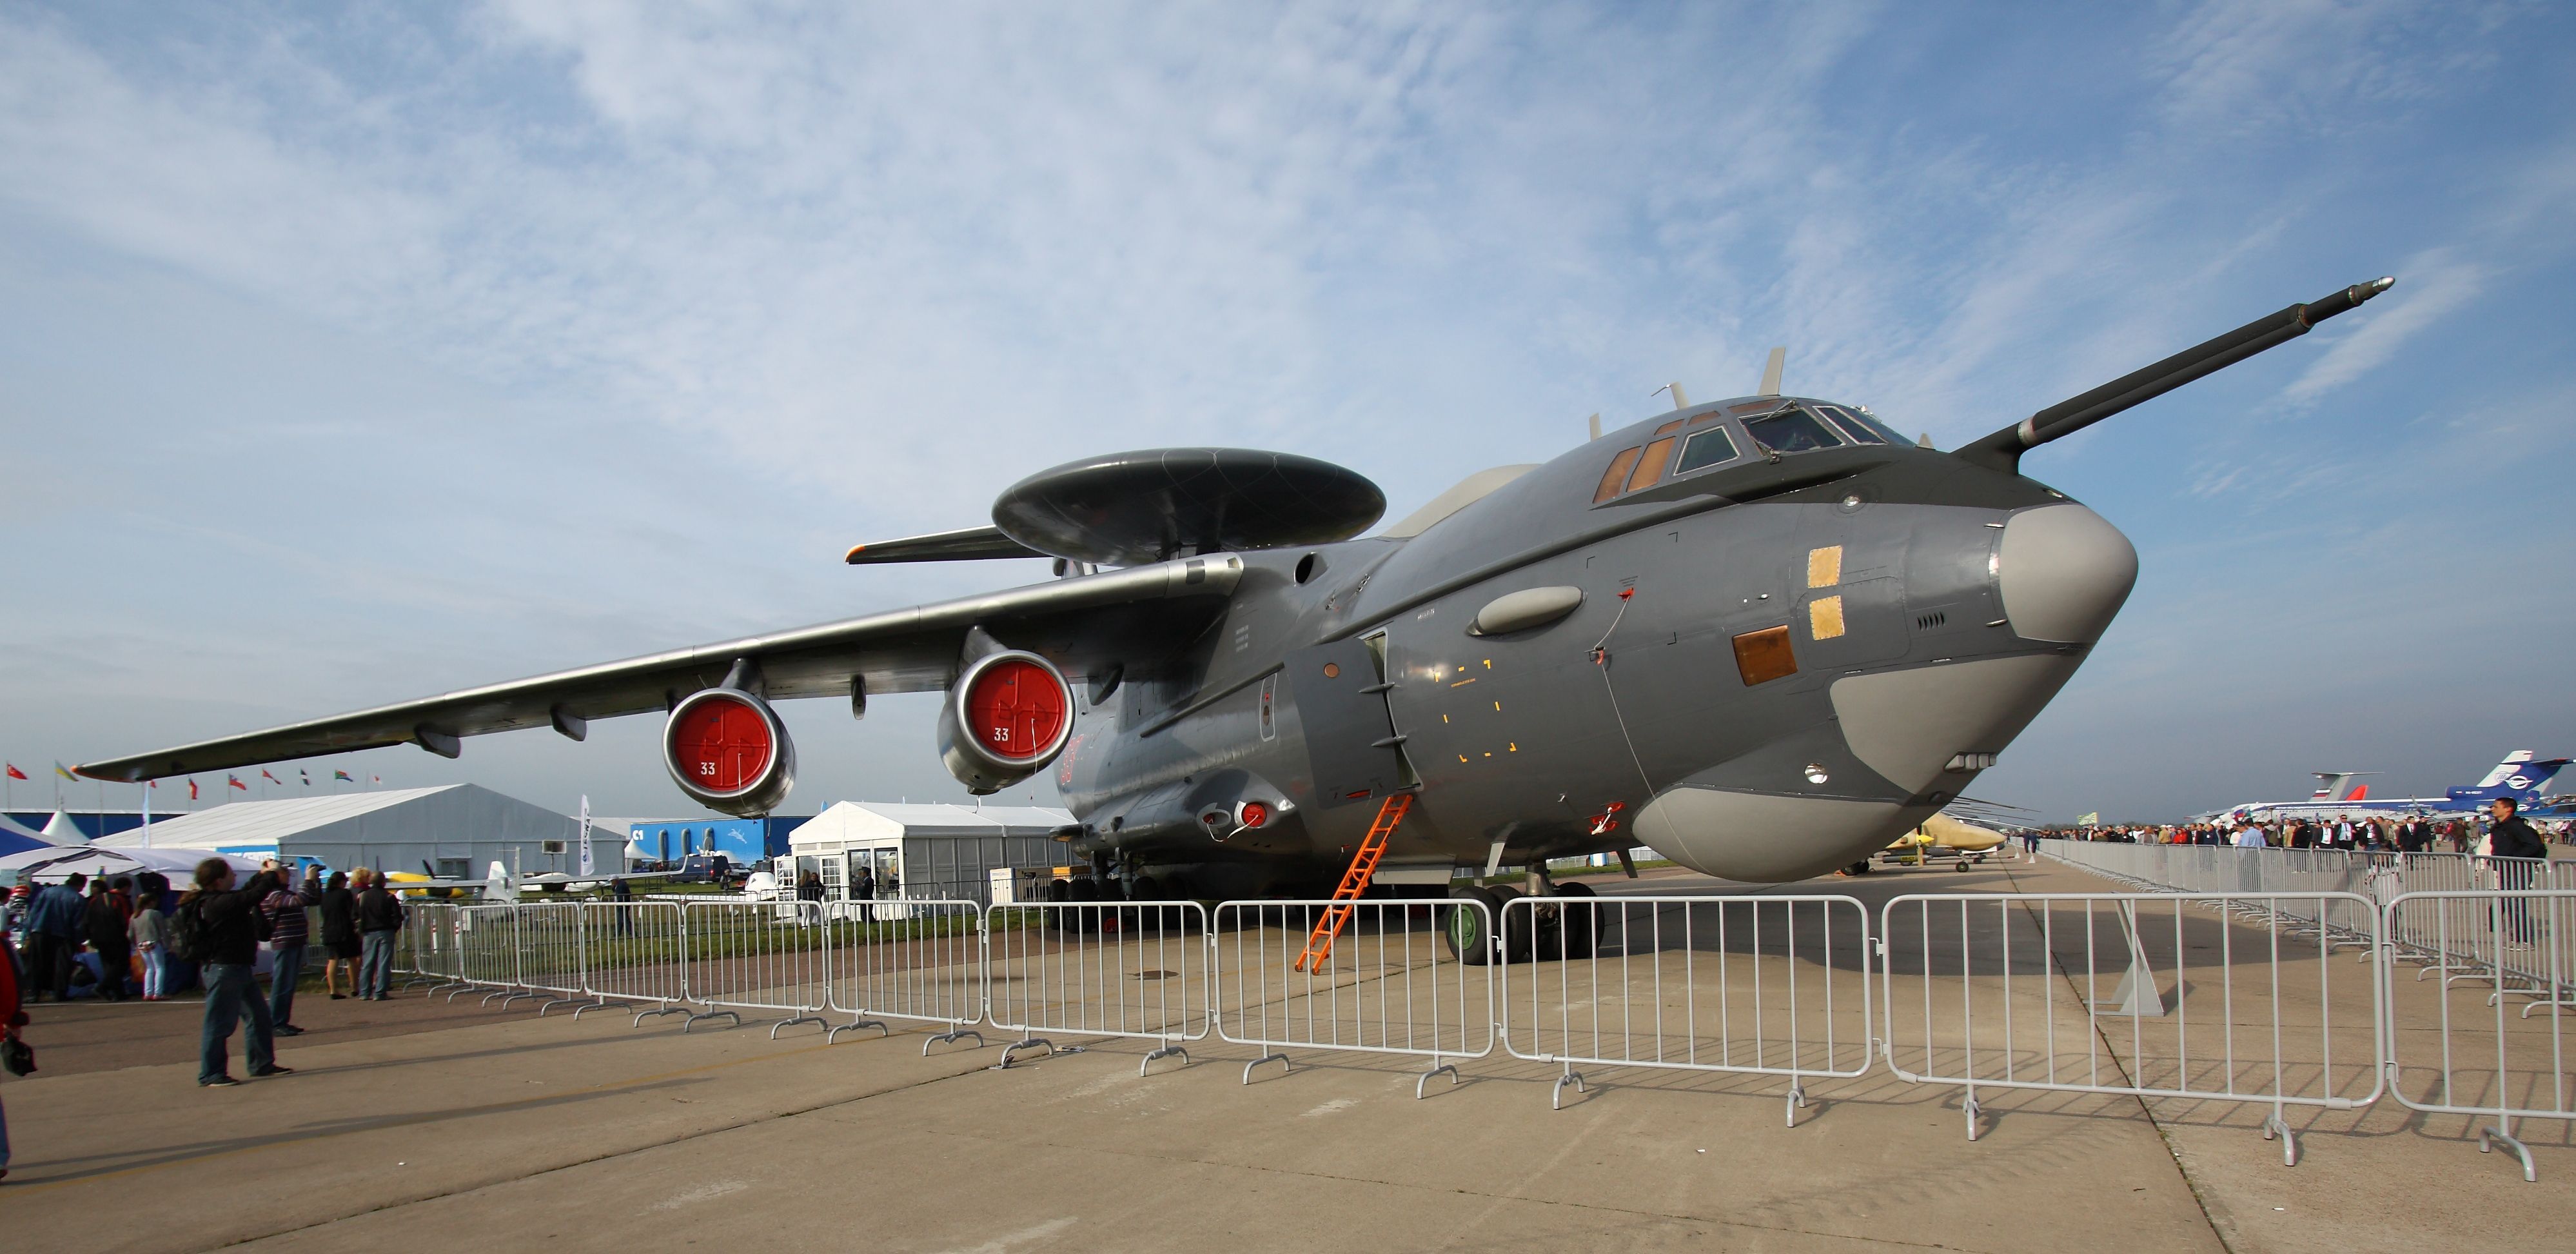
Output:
[1650, 383, 1689, 411]
[1757, 347, 1785, 396]
[1586, 413, 1602, 441]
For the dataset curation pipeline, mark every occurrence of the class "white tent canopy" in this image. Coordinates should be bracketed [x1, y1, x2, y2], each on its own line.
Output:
[40, 810, 82, 842]
[0, 844, 258, 884]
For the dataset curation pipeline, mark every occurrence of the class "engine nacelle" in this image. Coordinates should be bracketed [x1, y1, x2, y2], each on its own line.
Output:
[664, 686, 796, 817]
[938, 650, 1076, 794]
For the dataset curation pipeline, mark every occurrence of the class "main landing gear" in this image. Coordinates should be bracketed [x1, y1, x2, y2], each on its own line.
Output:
[1442, 881, 1606, 965]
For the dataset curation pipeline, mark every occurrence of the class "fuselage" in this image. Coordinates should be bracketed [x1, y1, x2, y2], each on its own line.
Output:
[1057, 395, 2137, 897]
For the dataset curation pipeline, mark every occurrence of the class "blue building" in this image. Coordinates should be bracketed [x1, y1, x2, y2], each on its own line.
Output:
[626, 815, 811, 866]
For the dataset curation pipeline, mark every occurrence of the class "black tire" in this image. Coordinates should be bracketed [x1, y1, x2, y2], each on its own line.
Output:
[1547, 881, 1603, 960]
[1489, 885, 1535, 964]
[1444, 884, 1504, 966]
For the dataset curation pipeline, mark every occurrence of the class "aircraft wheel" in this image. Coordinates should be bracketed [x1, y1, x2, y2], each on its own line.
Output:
[1128, 876, 1179, 934]
[1488, 885, 1539, 964]
[1840, 860, 1873, 877]
[1066, 876, 1103, 933]
[1954, 860, 1970, 872]
[1549, 881, 1603, 960]
[1444, 885, 1503, 966]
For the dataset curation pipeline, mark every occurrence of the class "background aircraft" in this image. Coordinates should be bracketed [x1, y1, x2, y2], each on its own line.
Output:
[2203, 750, 2570, 822]
[79, 279, 2393, 928]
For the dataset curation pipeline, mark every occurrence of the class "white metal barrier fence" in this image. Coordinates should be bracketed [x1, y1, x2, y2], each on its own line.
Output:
[453, 904, 532, 1008]
[983, 901, 1209, 1072]
[1213, 899, 1493, 1095]
[1499, 894, 1873, 1115]
[677, 901, 832, 1036]
[1880, 891, 2386, 1162]
[2381, 889, 2576, 1181]
[821, 899, 987, 1050]
[397, 901, 466, 993]
[513, 901, 592, 1015]
[578, 901, 688, 1023]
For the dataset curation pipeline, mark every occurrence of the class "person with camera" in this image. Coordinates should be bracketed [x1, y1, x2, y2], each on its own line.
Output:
[177, 858, 295, 1087]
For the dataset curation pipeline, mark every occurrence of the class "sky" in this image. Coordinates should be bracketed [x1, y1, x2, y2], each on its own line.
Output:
[2, 1, 2570, 825]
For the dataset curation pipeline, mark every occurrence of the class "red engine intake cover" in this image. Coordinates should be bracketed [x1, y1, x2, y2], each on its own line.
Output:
[963, 656, 1072, 763]
[664, 686, 794, 815]
[669, 690, 776, 790]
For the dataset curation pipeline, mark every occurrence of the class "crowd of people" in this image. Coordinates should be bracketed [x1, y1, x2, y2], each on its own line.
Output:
[2032, 799, 2575, 853]
[0, 854, 424, 1177]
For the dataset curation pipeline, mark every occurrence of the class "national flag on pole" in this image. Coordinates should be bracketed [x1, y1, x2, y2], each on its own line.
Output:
[300, 769, 311, 786]
[578, 795, 595, 877]
[262, 768, 283, 784]
[334, 770, 353, 782]
[5, 764, 25, 781]
[228, 774, 248, 791]
[54, 761, 77, 781]
[190, 779, 201, 801]
[370, 775, 381, 785]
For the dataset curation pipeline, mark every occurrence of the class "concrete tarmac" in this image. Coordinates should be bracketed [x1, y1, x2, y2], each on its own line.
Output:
[1, 857, 2568, 1253]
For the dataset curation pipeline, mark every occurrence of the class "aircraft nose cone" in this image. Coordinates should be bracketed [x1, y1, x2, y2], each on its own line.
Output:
[1998, 504, 2136, 644]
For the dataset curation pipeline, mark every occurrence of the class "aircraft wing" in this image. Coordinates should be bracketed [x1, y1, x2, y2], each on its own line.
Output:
[77, 555, 1243, 782]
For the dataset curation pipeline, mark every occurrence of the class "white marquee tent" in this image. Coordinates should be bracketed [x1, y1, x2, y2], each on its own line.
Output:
[93, 784, 621, 881]
[785, 802, 1073, 904]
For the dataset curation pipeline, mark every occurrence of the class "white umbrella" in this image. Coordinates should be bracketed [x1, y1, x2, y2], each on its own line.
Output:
[0, 844, 257, 884]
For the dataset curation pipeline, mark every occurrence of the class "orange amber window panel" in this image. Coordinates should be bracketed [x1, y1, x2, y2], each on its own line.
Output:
[1593, 446, 1643, 503]
[1732, 624, 1798, 686]
[1626, 435, 1678, 492]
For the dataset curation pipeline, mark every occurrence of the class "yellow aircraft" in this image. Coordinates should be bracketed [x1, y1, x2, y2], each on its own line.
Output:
[1845, 813, 2011, 873]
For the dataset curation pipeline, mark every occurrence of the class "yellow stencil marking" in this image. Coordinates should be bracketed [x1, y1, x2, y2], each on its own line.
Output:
[1807, 545, 1843, 588]
[1809, 594, 1846, 640]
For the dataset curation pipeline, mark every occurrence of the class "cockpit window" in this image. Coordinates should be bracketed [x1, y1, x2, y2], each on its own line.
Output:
[1818, 403, 1908, 446]
[1626, 433, 1680, 492]
[1814, 405, 1885, 445]
[1592, 446, 1643, 503]
[1673, 425, 1741, 475]
[1743, 408, 1845, 454]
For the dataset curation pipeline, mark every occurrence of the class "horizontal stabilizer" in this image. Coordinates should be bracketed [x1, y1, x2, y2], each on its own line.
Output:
[845, 526, 1047, 565]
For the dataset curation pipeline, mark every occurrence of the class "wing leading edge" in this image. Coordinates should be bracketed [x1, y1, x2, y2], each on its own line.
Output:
[77, 555, 1244, 782]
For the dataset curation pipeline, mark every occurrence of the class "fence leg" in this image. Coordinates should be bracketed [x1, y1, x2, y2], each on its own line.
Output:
[1551, 1061, 1587, 1110]
[1415, 1053, 1460, 1100]
[2261, 1101, 2299, 1167]
[683, 1006, 742, 1033]
[538, 995, 601, 1017]
[921, 1027, 985, 1056]
[1139, 1040, 1189, 1077]
[827, 1015, 890, 1044]
[1785, 1079, 1808, 1128]
[769, 1011, 829, 1040]
[632, 1003, 689, 1028]
[1963, 1082, 1983, 1142]
[999, 1037, 1056, 1068]
[1243, 1051, 1291, 1085]
[2479, 1115, 2538, 1182]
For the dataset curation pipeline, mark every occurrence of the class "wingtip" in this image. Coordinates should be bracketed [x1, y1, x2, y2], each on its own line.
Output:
[843, 544, 867, 564]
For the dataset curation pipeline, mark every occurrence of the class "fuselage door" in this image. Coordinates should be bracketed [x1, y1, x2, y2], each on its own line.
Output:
[1286, 634, 1416, 809]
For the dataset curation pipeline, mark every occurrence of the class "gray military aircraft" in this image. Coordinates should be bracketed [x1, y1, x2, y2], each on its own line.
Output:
[81, 278, 2393, 929]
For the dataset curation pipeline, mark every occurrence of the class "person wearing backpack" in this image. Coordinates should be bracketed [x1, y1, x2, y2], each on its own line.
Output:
[177, 857, 293, 1087]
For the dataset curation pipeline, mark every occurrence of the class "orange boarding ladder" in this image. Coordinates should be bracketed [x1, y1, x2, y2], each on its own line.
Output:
[1294, 793, 1413, 973]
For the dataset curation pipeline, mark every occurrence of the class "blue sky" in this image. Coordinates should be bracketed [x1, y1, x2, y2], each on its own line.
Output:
[3, 1, 2569, 823]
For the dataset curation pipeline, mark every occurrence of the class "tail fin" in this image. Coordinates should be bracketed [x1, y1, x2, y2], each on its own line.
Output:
[2344, 783, 2368, 801]
[2475, 750, 2537, 789]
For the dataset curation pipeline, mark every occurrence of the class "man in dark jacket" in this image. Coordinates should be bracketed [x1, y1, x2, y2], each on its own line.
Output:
[2487, 797, 2548, 945]
[184, 858, 293, 1086]
[354, 870, 406, 1000]
[83, 881, 132, 1001]
[21, 873, 86, 1002]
